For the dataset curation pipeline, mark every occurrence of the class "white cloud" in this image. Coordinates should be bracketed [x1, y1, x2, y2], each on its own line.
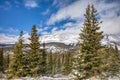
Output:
[47, 0, 90, 25]
[37, 28, 43, 33]
[63, 22, 75, 28]
[52, 0, 77, 8]
[41, 31, 50, 35]
[8, 28, 19, 33]
[40, 22, 82, 44]
[41, 9, 50, 15]
[0, 33, 30, 44]
[37, 26, 49, 33]
[51, 27, 57, 33]
[23, 33, 30, 44]
[43, 26, 49, 31]
[0, 34, 18, 44]
[24, 0, 38, 8]
[0, 27, 19, 33]
[100, 16, 120, 34]
[47, 0, 120, 34]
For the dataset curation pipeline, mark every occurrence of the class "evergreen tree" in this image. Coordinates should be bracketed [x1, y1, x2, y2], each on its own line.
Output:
[28, 25, 41, 76]
[73, 5, 103, 80]
[62, 52, 72, 75]
[105, 45, 120, 78]
[55, 54, 61, 74]
[46, 52, 53, 75]
[6, 31, 24, 78]
[4, 53, 10, 71]
[0, 48, 4, 77]
[40, 43, 47, 75]
[52, 53, 57, 75]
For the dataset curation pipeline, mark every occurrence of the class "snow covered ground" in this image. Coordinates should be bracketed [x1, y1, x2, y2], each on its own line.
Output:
[0, 74, 70, 80]
[1, 76, 120, 80]
[3, 76, 70, 80]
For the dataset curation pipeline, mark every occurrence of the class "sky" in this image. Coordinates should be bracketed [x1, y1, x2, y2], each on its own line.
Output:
[0, 0, 120, 44]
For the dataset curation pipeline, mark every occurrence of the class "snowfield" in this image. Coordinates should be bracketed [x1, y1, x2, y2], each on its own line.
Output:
[1, 74, 120, 80]
[1, 74, 71, 80]
[3, 76, 70, 80]
[1, 76, 120, 80]
[37, 76, 70, 80]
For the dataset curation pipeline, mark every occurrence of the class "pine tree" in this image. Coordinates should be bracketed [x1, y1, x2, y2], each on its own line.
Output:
[0, 48, 4, 77]
[62, 52, 72, 75]
[73, 5, 103, 80]
[40, 43, 47, 75]
[28, 25, 41, 76]
[105, 45, 120, 78]
[46, 52, 53, 75]
[6, 31, 24, 78]
[97, 45, 120, 79]
[4, 52, 10, 71]
[52, 53, 57, 75]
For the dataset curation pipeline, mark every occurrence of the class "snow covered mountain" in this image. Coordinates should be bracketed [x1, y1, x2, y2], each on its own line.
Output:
[40, 34, 120, 51]
[0, 34, 120, 52]
[102, 34, 120, 50]
[40, 33, 79, 45]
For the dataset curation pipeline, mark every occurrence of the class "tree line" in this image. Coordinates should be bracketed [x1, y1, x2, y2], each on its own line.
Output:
[0, 4, 120, 79]
[0, 26, 73, 79]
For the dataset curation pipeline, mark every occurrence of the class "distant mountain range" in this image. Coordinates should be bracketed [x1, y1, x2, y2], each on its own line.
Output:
[40, 34, 120, 50]
[0, 34, 120, 52]
[0, 44, 14, 49]
[102, 34, 120, 50]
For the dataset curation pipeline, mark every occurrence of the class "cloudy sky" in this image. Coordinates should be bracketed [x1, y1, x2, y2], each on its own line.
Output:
[0, 0, 120, 44]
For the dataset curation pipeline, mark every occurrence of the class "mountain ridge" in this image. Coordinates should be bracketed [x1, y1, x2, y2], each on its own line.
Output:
[0, 34, 120, 52]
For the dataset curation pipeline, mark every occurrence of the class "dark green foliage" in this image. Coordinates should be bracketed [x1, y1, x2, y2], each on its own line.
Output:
[0, 48, 4, 76]
[6, 31, 25, 78]
[56, 54, 61, 73]
[72, 5, 120, 80]
[46, 51, 74, 76]
[3, 53, 10, 71]
[40, 43, 47, 75]
[27, 25, 41, 76]
[62, 52, 73, 75]
[46, 52, 53, 75]
[96, 45, 120, 79]
[73, 4, 104, 79]
[104, 45, 120, 78]
[51, 51, 73, 76]
[51, 53, 57, 75]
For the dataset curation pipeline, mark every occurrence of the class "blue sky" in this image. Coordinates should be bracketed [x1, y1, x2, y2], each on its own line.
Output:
[0, 0, 77, 35]
[0, 0, 120, 44]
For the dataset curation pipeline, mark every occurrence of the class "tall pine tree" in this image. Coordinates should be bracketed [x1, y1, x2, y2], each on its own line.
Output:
[40, 43, 47, 75]
[0, 48, 4, 77]
[46, 52, 53, 75]
[62, 51, 72, 75]
[6, 31, 24, 78]
[4, 52, 10, 72]
[105, 45, 120, 78]
[28, 25, 41, 76]
[72, 5, 103, 80]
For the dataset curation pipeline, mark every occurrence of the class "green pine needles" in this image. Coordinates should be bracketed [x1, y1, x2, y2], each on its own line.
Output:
[72, 4, 120, 80]
[73, 4, 104, 80]
[6, 31, 24, 78]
